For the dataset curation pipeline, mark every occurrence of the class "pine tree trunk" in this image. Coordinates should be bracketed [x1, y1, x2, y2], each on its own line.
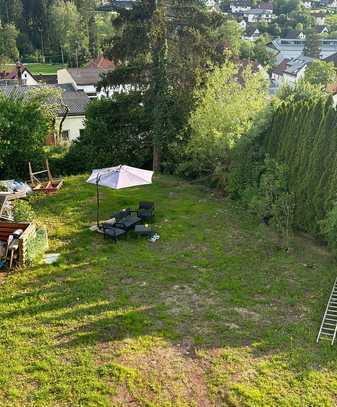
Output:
[153, 143, 161, 171]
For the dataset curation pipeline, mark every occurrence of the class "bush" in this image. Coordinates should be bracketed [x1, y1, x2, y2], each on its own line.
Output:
[25, 226, 48, 264]
[12, 200, 36, 223]
[0, 95, 49, 179]
[320, 202, 337, 254]
[185, 61, 268, 188]
[62, 93, 152, 174]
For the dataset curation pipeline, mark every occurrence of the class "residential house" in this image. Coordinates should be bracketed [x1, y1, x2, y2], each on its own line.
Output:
[87, 54, 115, 69]
[324, 51, 337, 66]
[327, 0, 337, 8]
[243, 26, 261, 41]
[313, 11, 326, 25]
[238, 18, 247, 30]
[57, 67, 117, 99]
[243, 8, 274, 23]
[258, 1, 273, 12]
[315, 25, 329, 34]
[0, 63, 38, 86]
[303, 0, 312, 7]
[0, 84, 90, 143]
[56, 86, 90, 143]
[268, 38, 337, 61]
[230, 0, 251, 13]
[271, 56, 313, 86]
[284, 29, 306, 40]
[97, 0, 136, 11]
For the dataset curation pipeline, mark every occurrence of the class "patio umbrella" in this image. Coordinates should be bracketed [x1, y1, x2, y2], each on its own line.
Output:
[87, 165, 154, 227]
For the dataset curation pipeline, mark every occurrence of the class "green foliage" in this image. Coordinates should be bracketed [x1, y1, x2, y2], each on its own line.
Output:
[185, 61, 268, 187]
[12, 200, 36, 222]
[49, 0, 90, 66]
[63, 94, 151, 174]
[303, 31, 321, 59]
[25, 226, 48, 265]
[250, 157, 294, 247]
[0, 23, 19, 61]
[320, 202, 337, 254]
[263, 95, 337, 235]
[304, 60, 336, 86]
[277, 79, 327, 103]
[0, 95, 49, 178]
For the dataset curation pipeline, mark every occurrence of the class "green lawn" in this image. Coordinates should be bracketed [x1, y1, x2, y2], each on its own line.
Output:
[1, 174, 337, 406]
[26, 64, 66, 75]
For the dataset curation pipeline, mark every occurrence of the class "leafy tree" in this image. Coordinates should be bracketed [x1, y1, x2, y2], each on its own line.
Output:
[148, 2, 173, 170]
[274, 0, 300, 15]
[64, 94, 151, 174]
[100, 0, 230, 171]
[185, 61, 268, 186]
[213, 19, 242, 57]
[0, 23, 19, 61]
[49, 0, 89, 66]
[303, 31, 321, 59]
[325, 14, 337, 32]
[0, 95, 49, 178]
[277, 80, 326, 102]
[304, 60, 336, 86]
[254, 35, 276, 66]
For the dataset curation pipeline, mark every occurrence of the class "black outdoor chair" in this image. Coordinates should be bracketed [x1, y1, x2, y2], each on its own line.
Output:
[111, 208, 141, 231]
[102, 225, 127, 243]
[137, 202, 155, 221]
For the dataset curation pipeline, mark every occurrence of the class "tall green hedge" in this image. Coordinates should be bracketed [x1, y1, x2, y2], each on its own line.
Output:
[263, 97, 337, 234]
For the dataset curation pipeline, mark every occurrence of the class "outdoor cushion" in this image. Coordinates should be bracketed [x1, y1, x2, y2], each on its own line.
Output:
[102, 217, 116, 228]
[111, 208, 131, 221]
[115, 215, 141, 231]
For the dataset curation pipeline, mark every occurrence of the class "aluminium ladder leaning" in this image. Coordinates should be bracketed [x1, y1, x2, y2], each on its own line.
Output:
[317, 277, 337, 345]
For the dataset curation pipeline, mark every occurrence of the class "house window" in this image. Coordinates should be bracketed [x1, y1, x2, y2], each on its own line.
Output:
[62, 130, 70, 142]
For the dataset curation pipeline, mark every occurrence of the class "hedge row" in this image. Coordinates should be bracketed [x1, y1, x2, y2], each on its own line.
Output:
[262, 97, 337, 234]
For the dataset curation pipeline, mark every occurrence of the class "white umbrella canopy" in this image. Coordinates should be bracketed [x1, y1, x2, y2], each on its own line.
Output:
[87, 165, 153, 189]
[87, 165, 154, 228]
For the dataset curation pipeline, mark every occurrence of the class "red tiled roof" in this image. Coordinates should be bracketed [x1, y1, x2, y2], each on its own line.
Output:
[87, 55, 115, 69]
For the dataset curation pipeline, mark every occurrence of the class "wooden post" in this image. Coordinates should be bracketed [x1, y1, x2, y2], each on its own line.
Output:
[28, 162, 35, 187]
[46, 160, 53, 183]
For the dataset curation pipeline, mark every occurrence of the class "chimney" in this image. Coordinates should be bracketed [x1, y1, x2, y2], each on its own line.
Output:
[16, 61, 22, 86]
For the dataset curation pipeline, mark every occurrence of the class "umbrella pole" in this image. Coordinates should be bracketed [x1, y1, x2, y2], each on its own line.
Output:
[96, 174, 101, 229]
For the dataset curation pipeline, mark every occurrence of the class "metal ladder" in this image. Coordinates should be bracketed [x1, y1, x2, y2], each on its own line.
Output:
[317, 278, 337, 345]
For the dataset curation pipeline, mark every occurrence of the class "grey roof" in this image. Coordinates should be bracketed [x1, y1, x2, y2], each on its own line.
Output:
[245, 8, 272, 14]
[246, 26, 260, 36]
[324, 51, 337, 64]
[97, 0, 136, 11]
[67, 68, 111, 85]
[285, 29, 304, 39]
[0, 84, 90, 116]
[283, 56, 313, 76]
[61, 90, 90, 116]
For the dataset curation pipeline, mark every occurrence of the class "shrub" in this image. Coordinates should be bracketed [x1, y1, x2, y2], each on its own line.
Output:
[320, 202, 337, 254]
[186, 61, 268, 188]
[12, 200, 36, 223]
[62, 93, 152, 174]
[0, 93, 54, 179]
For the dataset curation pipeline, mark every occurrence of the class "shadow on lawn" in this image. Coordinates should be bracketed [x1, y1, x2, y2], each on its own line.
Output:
[2, 176, 337, 383]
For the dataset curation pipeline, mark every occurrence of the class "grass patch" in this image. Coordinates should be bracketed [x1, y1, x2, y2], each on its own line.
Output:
[26, 64, 66, 75]
[0, 174, 336, 406]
